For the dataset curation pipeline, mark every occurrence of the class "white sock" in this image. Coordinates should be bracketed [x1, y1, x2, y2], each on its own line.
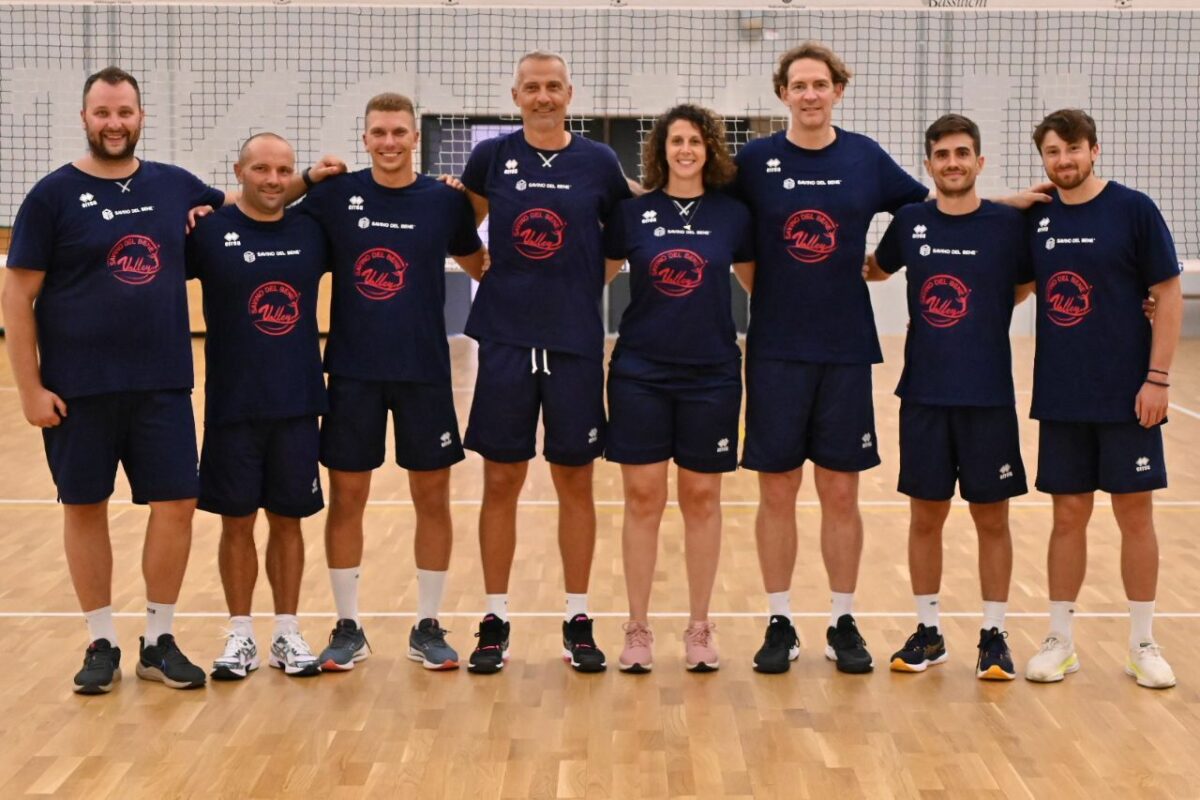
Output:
[329, 567, 360, 623]
[1129, 600, 1155, 648]
[230, 615, 255, 639]
[767, 591, 792, 621]
[273, 614, 300, 639]
[915, 594, 940, 629]
[84, 606, 118, 647]
[982, 601, 1007, 633]
[565, 593, 588, 621]
[486, 594, 509, 621]
[830, 592, 854, 625]
[145, 602, 175, 642]
[1049, 600, 1076, 639]
[416, 569, 447, 623]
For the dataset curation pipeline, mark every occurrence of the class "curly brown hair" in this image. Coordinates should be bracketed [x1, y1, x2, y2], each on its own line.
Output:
[640, 104, 736, 192]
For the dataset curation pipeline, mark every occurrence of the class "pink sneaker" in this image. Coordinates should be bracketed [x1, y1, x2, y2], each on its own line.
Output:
[684, 621, 719, 672]
[619, 621, 654, 673]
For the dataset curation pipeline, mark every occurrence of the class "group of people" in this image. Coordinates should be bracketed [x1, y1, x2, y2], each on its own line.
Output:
[2, 41, 1182, 697]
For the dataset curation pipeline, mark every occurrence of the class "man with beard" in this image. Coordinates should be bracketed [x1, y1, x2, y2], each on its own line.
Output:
[867, 114, 1034, 680]
[187, 133, 329, 679]
[459, 51, 632, 673]
[1022, 109, 1183, 689]
[2, 67, 341, 694]
[297, 93, 484, 673]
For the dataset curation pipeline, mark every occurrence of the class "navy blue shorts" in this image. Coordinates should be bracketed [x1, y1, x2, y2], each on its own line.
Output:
[464, 340, 605, 466]
[200, 415, 323, 518]
[742, 359, 879, 473]
[1036, 420, 1167, 495]
[606, 351, 741, 473]
[320, 375, 465, 472]
[42, 390, 199, 505]
[898, 402, 1028, 504]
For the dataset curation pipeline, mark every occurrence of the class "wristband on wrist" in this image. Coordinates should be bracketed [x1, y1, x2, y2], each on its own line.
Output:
[1148, 368, 1168, 375]
[1145, 378, 1170, 388]
[302, 167, 314, 188]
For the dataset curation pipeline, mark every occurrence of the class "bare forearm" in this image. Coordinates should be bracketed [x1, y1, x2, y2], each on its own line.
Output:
[1148, 282, 1183, 374]
[1, 293, 45, 395]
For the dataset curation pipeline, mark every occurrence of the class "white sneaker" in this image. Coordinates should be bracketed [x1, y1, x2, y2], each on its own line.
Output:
[1024, 635, 1079, 683]
[270, 631, 321, 677]
[211, 631, 259, 680]
[1126, 642, 1176, 689]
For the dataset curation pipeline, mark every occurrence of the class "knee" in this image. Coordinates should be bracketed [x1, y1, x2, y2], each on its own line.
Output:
[410, 471, 450, 515]
[625, 481, 667, 519]
[151, 498, 196, 526]
[679, 481, 720, 516]
[759, 474, 800, 511]
[484, 463, 526, 500]
[816, 480, 858, 515]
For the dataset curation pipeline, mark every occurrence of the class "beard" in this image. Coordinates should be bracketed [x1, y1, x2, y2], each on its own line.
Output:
[87, 128, 139, 162]
[934, 173, 976, 199]
[1049, 160, 1092, 191]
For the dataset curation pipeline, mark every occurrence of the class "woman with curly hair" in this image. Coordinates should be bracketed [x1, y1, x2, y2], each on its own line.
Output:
[603, 104, 754, 673]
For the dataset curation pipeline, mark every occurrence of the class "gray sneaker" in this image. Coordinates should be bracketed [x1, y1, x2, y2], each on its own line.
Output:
[318, 619, 370, 672]
[408, 618, 460, 670]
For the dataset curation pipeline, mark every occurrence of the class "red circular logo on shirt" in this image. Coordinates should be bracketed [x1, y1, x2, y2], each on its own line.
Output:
[248, 281, 301, 336]
[106, 234, 161, 285]
[783, 209, 838, 264]
[354, 247, 407, 301]
[512, 208, 566, 260]
[649, 249, 707, 298]
[919, 274, 971, 328]
[1045, 270, 1093, 327]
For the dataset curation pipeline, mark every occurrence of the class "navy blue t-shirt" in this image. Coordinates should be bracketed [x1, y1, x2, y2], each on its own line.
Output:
[461, 131, 632, 360]
[7, 161, 225, 399]
[297, 170, 481, 384]
[1029, 182, 1181, 422]
[734, 129, 927, 364]
[875, 200, 1033, 407]
[186, 206, 329, 426]
[605, 190, 753, 364]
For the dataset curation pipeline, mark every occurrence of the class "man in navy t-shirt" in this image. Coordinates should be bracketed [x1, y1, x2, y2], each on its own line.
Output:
[459, 51, 632, 673]
[1, 67, 343, 696]
[868, 114, 1034, 681]
[734, 43, 930, 676]
[1022, 109, 1184, 689]
[296, 93, 485, 673]
[187, 133, 330, 680]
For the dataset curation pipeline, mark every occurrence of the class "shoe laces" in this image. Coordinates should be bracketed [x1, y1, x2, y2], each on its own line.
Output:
[903, 624, 933, 651]
[276, 631, 315, 659]
[684, 621, 716, 648]
[329, 620, 371, 652]
[84, 640, 116, 667]
[623, 621, 653, 648]
[1134, 642, 1165, 659]
[765, 618, 798, 649]
[832, 618, 866, 650]
[1037, 634, 1070, 654]
[980, 628, 1009, 655]
[475, 616, 507, 649]
[154, 634, 191, 667]
[219, 631, 255, 660]
[567, 615, 598, 649]
[420, 621, 451, 645]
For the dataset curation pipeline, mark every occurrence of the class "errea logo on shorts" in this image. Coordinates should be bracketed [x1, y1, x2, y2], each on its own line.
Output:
[348, 195, 364, 211]
[766, 158, 781, 174]
[861, 432, 873, 449]
[311, 478, 319, 494]
[642, 210, 658, 224]
[588, 427, 599, 444]
[1037, 217, 1051, 234]
[79, 192, 97, 208]
[440, 431, 452, 448]
[717, 437, 730, 454]
[504, 159, 519, 175]
[1136, 456, 1152, 473]
[999, 463, 1013, 480]
[912, 224, 927, 239]
[224, 231, 241, 247]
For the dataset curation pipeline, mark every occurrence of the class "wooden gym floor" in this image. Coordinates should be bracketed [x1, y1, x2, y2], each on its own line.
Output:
[0, 335, 1198, 799]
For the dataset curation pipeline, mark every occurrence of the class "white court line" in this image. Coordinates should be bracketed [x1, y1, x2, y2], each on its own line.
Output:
[3, 611, 1200, 620]
[1169, 402, 1200, 421]
[3, 498, 1200, 508]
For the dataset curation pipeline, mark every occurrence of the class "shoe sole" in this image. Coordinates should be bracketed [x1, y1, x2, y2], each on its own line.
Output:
[687, 661, 719, 673]
[753, 646, 801, 674]
[211, 662, 259, 681]
[1125, 664, 1176, 689]
[269, 656, 321, 677]
[618, 662, 652, 674]
[74, 667, 121, 695]
[562, 650, 607, 672]
[407, 648, 460, 670]
[1025, 655, 1080, 683]
[135, 662, 205, 689]
[825, 646, 874, 674]
[977, 664, 1016, 681]
[890, 652, 948, 673]
[319, 649, 369, 672]
[468, 648, 510, 674]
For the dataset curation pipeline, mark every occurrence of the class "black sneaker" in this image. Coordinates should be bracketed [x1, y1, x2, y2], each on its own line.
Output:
[824, 614, 874, 674]
[753, 615, 800, 674]
[318, 619, 371, 672]
[136, 634, 206, 689]
[562, 614, 607, 672]
[889, 624, 948, 673]
[468, 614, 510, 674]
[976, 627, 1016, 680]
[74, 639, 121, 694]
